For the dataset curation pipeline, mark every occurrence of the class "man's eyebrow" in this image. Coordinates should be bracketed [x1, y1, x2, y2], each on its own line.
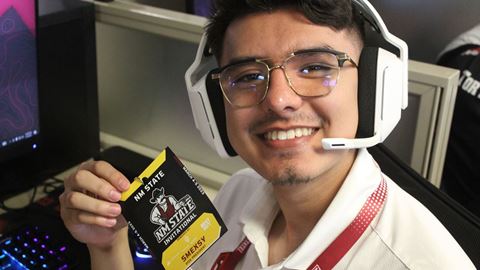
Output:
[294, 44, 337, 54]
[223, 44, 337, 66]
[225, 55, 262, 66]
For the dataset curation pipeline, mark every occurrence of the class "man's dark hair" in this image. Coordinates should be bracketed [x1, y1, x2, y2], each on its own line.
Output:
[205, 0, 366, 60]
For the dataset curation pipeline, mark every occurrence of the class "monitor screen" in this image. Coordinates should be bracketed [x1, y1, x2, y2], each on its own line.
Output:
[0, 0, 40, 163]
[0, 0, 100, 200]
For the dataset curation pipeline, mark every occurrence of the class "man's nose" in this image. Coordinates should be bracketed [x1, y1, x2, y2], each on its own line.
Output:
[261, 67, 303, 113]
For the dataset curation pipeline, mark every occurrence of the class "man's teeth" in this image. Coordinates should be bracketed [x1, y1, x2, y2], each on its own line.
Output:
[264, 128, 314, 140]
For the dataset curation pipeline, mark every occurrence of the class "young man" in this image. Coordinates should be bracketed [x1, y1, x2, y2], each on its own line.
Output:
[59, 0, 475, 269]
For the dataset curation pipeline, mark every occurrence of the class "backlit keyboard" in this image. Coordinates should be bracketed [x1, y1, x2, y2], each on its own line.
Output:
[0, 225, 75, 270]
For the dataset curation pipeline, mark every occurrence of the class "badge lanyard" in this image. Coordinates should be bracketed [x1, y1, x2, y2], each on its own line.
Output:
[211, 178, 387, 270]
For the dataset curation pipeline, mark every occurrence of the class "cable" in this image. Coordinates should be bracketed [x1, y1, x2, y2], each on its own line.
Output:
[0, 186, 38, 212]
[42, 177, 64, 195]
[0, 177, 64, 212]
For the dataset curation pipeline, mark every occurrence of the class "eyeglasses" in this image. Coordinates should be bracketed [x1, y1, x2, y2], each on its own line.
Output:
[211, 48, 358, 108]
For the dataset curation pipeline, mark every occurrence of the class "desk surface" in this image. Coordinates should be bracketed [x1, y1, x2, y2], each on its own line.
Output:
[0, 169, 72, 216]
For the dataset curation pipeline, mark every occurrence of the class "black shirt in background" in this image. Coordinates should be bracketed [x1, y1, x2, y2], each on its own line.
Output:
[438, 44, 480, 216]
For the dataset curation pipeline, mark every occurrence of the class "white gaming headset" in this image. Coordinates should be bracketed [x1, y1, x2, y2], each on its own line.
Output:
[185, 0, 408, 158]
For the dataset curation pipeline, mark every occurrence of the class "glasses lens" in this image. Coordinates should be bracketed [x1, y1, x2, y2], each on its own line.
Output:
[285, 52, 340, 96]
[220, 61, 268, 107]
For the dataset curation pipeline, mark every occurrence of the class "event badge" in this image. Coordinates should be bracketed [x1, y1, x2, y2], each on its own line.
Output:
[120, 147, 227, 270]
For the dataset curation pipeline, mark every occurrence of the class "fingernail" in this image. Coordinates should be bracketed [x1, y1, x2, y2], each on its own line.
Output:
[105, 218, 116, 227]
[120, 179, 130, 190]
[109, 205, 121, 216]
[109, 190, 121, 201]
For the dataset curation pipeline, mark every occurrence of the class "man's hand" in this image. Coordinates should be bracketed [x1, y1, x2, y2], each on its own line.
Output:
[59, 160, 130, 249]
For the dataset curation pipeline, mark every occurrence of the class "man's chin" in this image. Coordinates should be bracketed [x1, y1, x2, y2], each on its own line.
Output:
[267, 167, 315, 186]
[270, 177, 315, 186]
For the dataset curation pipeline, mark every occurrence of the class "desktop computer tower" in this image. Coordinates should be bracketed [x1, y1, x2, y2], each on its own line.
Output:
[36, 0, 100, 175]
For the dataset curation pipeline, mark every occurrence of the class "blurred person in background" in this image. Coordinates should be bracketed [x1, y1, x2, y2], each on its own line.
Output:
[438, 23, 480, 217]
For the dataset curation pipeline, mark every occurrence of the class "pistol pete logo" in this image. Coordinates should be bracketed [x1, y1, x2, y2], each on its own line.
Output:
[120, 147, 228, 270]
[148, 187, 197, 243]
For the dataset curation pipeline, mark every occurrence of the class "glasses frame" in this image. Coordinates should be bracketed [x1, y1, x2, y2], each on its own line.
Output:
[211, 48, 358, 108]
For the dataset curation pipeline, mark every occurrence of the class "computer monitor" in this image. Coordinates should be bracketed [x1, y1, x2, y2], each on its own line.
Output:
[0, 0, 100, 199]
[0, 0, 40, 163]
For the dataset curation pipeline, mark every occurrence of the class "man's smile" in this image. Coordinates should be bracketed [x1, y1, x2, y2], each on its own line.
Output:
[263, 127, 317, 141]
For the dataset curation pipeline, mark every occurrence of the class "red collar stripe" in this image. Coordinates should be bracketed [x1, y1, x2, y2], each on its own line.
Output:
[309, 178, 387, 270]
[211, 238, 251, 270]
[211, 178, 387, 270]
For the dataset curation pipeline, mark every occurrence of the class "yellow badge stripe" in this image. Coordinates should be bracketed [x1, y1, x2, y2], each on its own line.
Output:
[120, 177, 143, 201]
[120, 149, 167, 201]
[139, 149, 166, 179]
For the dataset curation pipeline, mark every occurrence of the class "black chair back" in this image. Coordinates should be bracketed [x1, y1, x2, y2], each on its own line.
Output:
[369, 144, 480, 268]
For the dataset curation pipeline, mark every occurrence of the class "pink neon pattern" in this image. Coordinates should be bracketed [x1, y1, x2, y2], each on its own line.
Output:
[0, 1, 35, 35]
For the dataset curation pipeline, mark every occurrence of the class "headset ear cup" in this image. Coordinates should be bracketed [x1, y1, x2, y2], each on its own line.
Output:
[205, 70, 237, 156]
[356, 47, 378, 139]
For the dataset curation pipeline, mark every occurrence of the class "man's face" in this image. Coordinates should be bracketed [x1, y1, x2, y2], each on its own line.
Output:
[220, 9, 361, 185]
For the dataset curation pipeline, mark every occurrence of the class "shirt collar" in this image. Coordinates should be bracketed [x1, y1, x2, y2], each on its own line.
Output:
[237, 149, 383, 269]
[240, 177, 279, 267]
[284, 148, 382, 269]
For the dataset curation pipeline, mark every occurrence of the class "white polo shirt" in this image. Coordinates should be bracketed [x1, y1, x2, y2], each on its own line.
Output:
[191, 149, 475, 269]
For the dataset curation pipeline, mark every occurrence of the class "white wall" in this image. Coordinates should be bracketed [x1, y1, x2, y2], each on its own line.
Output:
[96, 23, 247, 175]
